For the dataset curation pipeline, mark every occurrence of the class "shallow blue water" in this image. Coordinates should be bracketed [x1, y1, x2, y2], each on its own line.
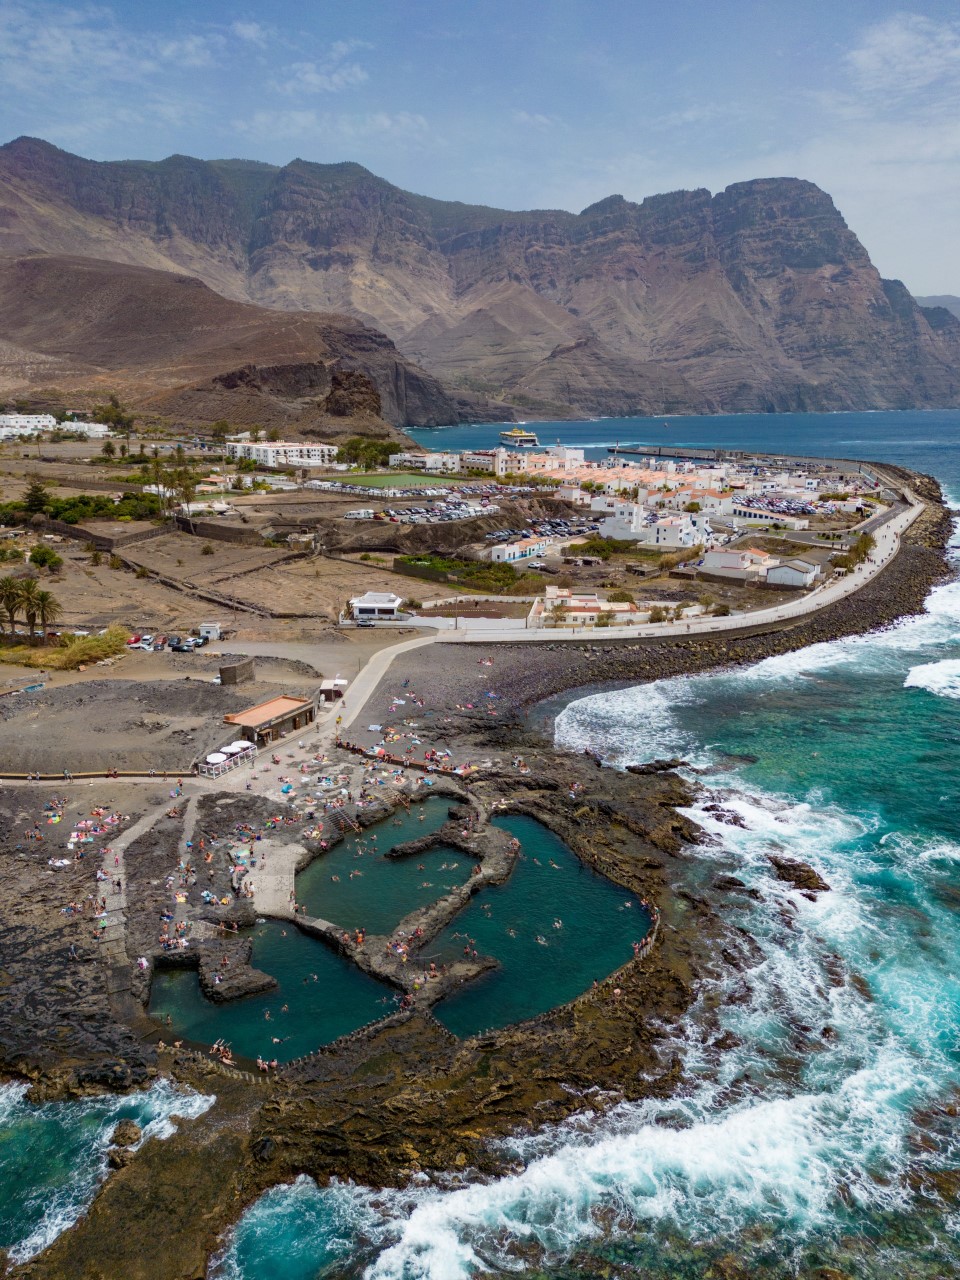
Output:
[432, 815, 648, 1038]
[149, 921, 393, 1063]
[210, 412, 960, 1279]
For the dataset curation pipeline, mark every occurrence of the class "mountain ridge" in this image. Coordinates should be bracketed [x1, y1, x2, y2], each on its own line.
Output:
[2, 136, 960, 417]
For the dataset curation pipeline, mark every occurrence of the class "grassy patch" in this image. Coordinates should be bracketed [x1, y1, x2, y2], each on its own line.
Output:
[0, 626, 130, 670]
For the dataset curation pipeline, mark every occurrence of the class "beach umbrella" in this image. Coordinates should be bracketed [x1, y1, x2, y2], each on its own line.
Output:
[226, 740, 251, 752]
[221, 743, 244, 755]
[206, 752, 227, 764]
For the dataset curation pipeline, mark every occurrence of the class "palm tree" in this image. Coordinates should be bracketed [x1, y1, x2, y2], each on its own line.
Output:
[34, 589, 62, 641]
[0, 576, 21, 639]
[17, 578, 43, 643]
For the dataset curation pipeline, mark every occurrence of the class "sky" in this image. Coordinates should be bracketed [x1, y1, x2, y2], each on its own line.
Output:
[1, 0, 959, 293]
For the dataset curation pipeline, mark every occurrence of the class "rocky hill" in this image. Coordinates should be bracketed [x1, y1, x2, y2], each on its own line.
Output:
[3, 136, 960, 416]
[0, 254, 500, 434]
[916, 296, 960, 322]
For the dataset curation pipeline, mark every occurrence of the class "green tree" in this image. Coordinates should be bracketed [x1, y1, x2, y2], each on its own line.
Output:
[0, 576, 21, 637]
[93, 394, 135, 435]
[606, 588, 635, 603]
[17, 578, 43, 641]
[29, 544, 63, 571]
[119, 442, 128, 458]
[23, 478, 50, 515]
[210, 420, 230, 443]
[34, 589, 62, 636]
[266, 427, 282, 443]
[101, 440, 116, 459]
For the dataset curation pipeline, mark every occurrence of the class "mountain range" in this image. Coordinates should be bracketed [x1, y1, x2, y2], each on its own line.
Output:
[1, 135, 959, 424]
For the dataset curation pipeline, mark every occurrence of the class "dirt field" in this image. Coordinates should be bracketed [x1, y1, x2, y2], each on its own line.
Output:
[0, 677, 315, 774]
[120, 531, 461, 619]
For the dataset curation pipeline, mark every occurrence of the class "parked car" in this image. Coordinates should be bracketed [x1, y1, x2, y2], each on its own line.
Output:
[356, 619, 375, 628]
[126, 634, 141, 646]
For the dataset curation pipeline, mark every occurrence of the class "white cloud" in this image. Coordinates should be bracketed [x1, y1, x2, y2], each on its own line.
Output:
[274, 39, 370, 95]
[512, 110, 560, 130]
[235, 109, 428, 144]
[281, 59, 368, 94]
[846, 12, 960, 96]
[0, 3, 223, 90]
[231, 21, 265, 44]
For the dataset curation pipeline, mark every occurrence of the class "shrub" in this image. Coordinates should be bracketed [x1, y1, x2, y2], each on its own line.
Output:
[29, 544, 63, 570]
[606, 588, 634, 604]
[109, 554, 123, 570]
[90, 549, 102, 566]
[135, 566, 149, 579]
[0, 625, 129, 671]
[201, 543, 214, 555]
[648, 605, 667, 623]
[713, 603, 731, 616]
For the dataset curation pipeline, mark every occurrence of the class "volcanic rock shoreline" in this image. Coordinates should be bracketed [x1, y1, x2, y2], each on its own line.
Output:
[1, 468, 952, 1280]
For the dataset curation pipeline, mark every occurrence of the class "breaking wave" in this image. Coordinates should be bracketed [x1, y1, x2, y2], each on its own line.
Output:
[212, 537, 960, 1279]
[0, 1079, 214, 1263]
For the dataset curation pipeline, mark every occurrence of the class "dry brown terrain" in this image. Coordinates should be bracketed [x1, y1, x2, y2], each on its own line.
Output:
[0, 253, 472, 431]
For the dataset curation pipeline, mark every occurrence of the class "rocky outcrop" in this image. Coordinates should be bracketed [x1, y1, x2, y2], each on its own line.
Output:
[768, 855, 830, 894]
[0, 253, 487, 431]
[2, 137, 959, 415]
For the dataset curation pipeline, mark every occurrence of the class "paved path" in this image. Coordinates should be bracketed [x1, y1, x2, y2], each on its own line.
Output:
[436, 482, 924, 645]
[97, 798, 177, 963]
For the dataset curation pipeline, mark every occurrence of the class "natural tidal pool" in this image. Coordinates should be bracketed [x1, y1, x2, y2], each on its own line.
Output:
[431, 815, 648, 1038]
[149, 922, 392, 1062]
[296, 795, 471, 933]
[150, 805, 642, 1060]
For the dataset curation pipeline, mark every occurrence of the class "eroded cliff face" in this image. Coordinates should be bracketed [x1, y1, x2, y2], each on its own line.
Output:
[3, 136, 959, 416]
[0, 253, 480, 431]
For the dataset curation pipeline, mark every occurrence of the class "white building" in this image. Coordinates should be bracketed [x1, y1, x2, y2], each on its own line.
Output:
[348, 591, 405, 621]
[489, 535, 550, 563]
[225, 440, 339, 468]
[388, 451, 461, 473]
[0, 413, 57, 433]
[461, 448, 509, 477]
[555, 483, 591, 506]
[766, 559, 820, 588]
[68, 421, 111, 439]
[594, 499, 701, 549]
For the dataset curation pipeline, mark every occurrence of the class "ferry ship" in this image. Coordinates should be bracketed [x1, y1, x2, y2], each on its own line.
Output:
[499, 425, 540, 447]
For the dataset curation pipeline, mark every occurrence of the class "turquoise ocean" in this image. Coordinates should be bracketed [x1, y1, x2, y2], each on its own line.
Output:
[4, 410, 960, 1276]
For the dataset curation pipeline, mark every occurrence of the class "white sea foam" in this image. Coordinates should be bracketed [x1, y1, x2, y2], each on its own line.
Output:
[903, 657, 960, 699]
[2, 1080, 214, 1263]
[219, 574, 960, 1279]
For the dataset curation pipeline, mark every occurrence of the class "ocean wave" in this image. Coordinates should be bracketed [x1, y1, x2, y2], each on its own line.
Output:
[217, 773, 960, 1280]
[0, 1079, 214, 1263]
[904, 658, 960, 699]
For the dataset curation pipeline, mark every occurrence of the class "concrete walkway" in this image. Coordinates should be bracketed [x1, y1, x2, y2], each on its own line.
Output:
[436, 482, 925, 645]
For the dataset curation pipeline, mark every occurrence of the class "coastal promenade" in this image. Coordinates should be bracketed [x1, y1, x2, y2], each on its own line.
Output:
[434, 473, 924, 645]
[212, 470, 928, 736]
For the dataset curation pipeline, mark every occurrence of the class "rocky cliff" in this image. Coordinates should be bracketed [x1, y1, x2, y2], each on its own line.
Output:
[0, 253, 496, 433]
[3, 136, 959, 416]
